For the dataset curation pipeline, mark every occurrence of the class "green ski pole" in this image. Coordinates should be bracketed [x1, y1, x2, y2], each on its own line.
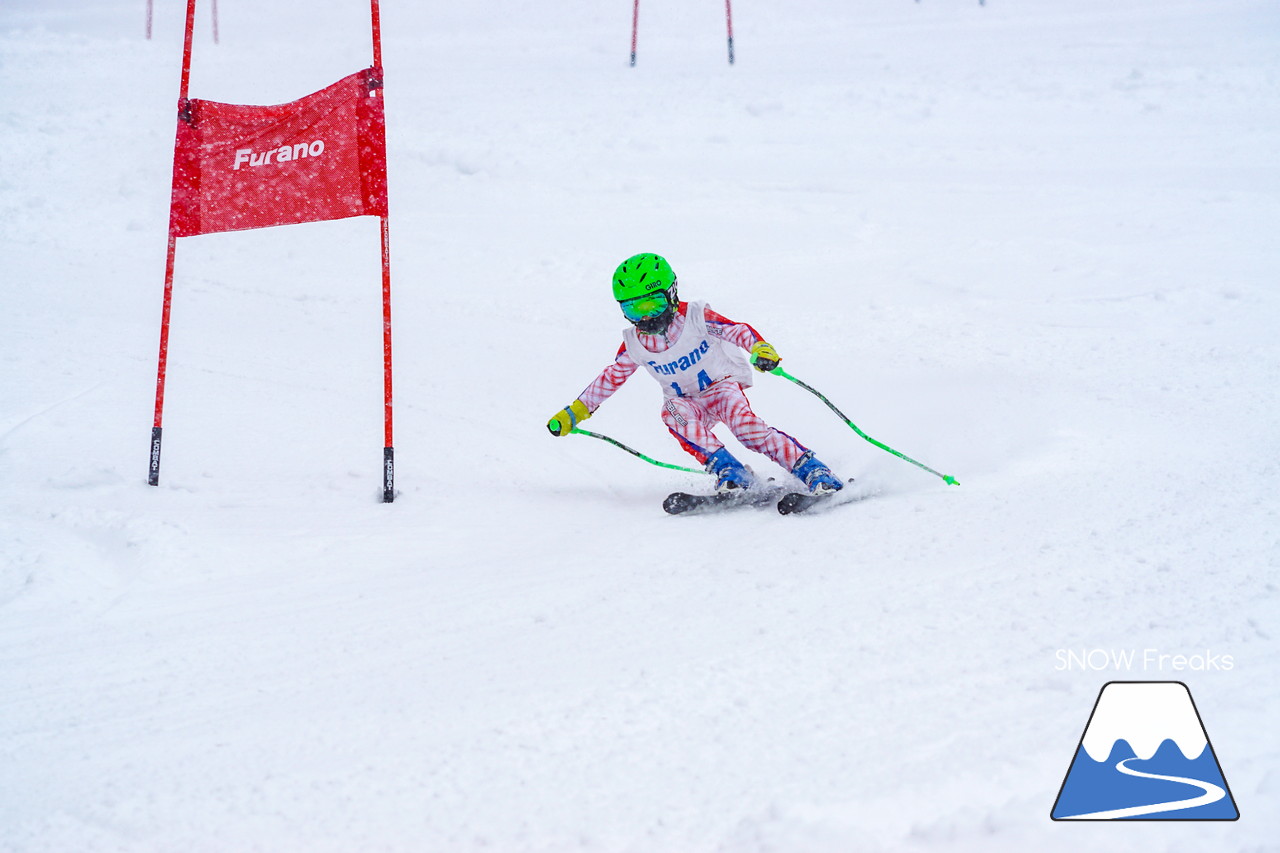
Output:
[552, 420, 706, 475]
[756, 358, 960, 486]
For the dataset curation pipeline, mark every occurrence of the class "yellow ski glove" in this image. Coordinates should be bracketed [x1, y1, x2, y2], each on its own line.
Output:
[547, 399, 591, 436]
[750, 341, 781, 373]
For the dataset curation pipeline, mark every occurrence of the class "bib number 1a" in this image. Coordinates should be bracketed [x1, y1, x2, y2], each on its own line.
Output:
[670, 369, 714, 397]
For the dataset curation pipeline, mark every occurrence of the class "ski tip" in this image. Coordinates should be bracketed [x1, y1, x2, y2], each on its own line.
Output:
[776, 483, 849, 514]
[776, 492, 818, 515]
[663, 492, 695, 515]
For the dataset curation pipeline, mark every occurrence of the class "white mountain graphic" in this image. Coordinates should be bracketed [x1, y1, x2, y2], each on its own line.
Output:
[1080, 682, 1207, 761]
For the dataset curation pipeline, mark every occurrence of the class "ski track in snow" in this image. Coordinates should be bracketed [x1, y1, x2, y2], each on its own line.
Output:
[2, 0, 1279, 851]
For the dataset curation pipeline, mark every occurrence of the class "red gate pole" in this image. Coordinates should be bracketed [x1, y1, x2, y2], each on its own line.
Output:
[178, 0, 196, 99]
[371, 0, 396, 502]
[725, 0, 735, 65]
[630, 0, 639, 66]
[380, 214, 395, 503]
[149, 232, 177, 485]
[149, 0, 198, 487]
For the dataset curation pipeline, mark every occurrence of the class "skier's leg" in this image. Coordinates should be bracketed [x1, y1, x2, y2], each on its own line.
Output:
[707, 382, 843, 493]
[704, 382, 809, 470]
[660, 396, 721, 464]
[661, 395, 751, 492]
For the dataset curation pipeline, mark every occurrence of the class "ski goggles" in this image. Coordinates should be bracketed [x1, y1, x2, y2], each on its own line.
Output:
[618, 290, 672, 323]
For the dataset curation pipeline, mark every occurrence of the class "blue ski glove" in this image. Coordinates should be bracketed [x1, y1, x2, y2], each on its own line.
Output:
[547, 399, 591, 436]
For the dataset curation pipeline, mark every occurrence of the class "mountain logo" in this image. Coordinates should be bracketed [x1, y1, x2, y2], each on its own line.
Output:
[1051, 681, 1239, 820]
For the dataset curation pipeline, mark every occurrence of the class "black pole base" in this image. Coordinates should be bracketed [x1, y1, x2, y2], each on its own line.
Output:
[148, 426, 163, 486]
[382, 446, 395, 502]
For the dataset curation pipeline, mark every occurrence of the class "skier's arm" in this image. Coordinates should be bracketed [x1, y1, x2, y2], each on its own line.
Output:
[577, 343, 640, 410]
[703, 305, 763, 349]
[704, 305, 782, 373]
[546, 344, 640, 436]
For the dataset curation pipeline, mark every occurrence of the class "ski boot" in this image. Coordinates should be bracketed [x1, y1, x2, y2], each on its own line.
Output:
[791, 451, 843, 495]
[705, 447, 753, 493]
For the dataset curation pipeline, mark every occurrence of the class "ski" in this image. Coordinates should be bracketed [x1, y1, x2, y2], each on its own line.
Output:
[663, 491, 736, 514]
[664, 480, 783, 515]
[776, 491, 828, 515]
[777, 479, 864, 515]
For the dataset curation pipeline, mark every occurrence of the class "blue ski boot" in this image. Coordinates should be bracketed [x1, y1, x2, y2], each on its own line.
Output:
[791, 451, 843, 495]
[705, 447, 753, 493]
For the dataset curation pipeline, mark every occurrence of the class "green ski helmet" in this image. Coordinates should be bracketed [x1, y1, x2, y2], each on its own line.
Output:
[613, 253, 678, 334]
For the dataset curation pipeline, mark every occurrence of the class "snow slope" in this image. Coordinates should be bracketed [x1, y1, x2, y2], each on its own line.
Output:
[2, 0, 1278, 850]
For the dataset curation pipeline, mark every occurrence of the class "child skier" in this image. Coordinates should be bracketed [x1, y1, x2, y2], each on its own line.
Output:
[546, 253, 844, 495]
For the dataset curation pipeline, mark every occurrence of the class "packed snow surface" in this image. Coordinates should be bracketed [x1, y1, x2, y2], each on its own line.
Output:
[2, 0, 1278, 850]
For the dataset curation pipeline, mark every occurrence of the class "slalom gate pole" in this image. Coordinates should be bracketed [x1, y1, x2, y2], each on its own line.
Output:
[372, 0, 395, 503]
[725, 0, 735, 64]
[567, 427, 705, 475]
[379, 214, 394, 502]
[148, 0, 198, 487]
[756, 358, 960, 486]
[178, 0, 196, 100]
[149, 233, 177, 486]
[630, 0, 640, 66]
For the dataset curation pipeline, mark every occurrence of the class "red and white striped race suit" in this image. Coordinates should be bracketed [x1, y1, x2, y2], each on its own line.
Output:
[578, 301, 810, 471]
